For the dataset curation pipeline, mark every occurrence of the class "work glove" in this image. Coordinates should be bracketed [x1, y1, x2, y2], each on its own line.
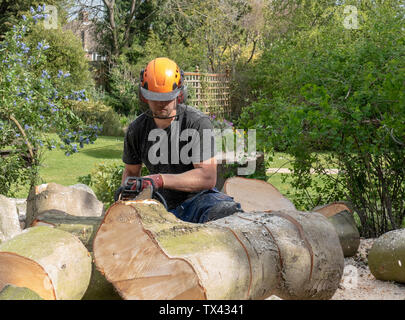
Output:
[131, 174, 164, 191]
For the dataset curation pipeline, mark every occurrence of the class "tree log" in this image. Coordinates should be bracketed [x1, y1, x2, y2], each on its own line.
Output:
[223, 177, 296, 212]
[31, 210, 103, 252]
[0, 195, 22, 243]
[0, 284, 43, 300]
[93, 200, 344, 300]
[82, 253, 122, 300]
[30, 211, 121, 299]
[0, 226, 92, 300]
[368, 229, 405, 283]
[313, 202, 360, 257]
[26, 183, 104, 227]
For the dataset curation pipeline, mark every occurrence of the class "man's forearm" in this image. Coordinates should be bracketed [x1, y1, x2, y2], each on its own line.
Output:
[122, 164, 142, 185]
[161, 168, 216, 193]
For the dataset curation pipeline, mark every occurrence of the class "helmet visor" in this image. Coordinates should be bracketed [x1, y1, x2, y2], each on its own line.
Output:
[140, 87, 181, 102]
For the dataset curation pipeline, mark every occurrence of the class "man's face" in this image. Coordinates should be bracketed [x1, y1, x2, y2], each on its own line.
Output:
[147, 99, 176, 118]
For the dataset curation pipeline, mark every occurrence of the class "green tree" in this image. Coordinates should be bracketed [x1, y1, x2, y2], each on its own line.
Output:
[239, 0, 405, 237]
[0, 8, 100, 197]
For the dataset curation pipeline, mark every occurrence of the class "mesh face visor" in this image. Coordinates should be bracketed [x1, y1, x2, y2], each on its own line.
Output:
[140, 86, 181, 101]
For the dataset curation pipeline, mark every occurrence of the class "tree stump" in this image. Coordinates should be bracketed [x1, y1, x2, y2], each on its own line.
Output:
[93, 200, 344, 300]
[0, 226, 92, 300]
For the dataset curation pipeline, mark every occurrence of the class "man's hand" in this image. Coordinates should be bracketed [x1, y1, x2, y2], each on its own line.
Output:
[131, 174, 164, 191]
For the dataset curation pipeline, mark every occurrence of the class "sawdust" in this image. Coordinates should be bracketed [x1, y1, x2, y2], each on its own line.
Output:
[331, 238, 405, 300]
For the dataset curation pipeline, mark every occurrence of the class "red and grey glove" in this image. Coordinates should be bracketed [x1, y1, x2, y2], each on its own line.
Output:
[131, 174, 164, 191]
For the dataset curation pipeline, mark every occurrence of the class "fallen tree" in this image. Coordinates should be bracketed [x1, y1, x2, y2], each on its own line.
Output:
[368, 229, 405, 284]
[0, 226, 92, 300]
[93, 200, 344, 300]
[313, 202, 360, 257]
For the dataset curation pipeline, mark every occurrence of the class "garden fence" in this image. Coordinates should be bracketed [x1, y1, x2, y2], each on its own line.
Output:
[184, 67, 231, 118]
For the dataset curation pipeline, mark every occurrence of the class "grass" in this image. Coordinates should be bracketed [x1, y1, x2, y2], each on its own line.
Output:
[13, 135, 125, 198]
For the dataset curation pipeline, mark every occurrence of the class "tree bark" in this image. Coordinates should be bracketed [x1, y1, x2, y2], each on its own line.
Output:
[313, 202, 360, 257]
[26, 183, 104, 227]
[31, 210, 103, 252]
[30, 211, 121, 300]
[368, 229, 405, 284]
[93, 200, 344, 300]
[0, 284, 43, 300]
[0, 227, 92, 300]
[0, 195, 22, 243]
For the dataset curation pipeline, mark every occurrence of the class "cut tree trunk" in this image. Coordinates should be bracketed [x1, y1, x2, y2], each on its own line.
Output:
[93, 200, 344, 300]
[0, 226, 92, 300]
[31, 210, 103, 252]
[223, 177, 296, 212]
[0, 284, 43, 300]
[0, 195, 22, 243]
[368, 229, 405, 284]
[30, 211, 121, 300]
[26, 183, 104, 227]
[313, 202, 360, 257]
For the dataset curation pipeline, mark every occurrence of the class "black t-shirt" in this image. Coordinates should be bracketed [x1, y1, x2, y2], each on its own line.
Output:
[122, 104, 216, 210]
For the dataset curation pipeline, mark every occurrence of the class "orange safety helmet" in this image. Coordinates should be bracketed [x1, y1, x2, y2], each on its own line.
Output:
[139, 57, 187, 103]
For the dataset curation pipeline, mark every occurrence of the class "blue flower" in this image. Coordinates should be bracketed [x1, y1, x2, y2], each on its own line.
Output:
[37, 5, 43, 12]
[16, 133, 21, 137]
[43, 44, 50, 50]
[30, 7, 35, 14]
[39, 115, 44, 119]
[24, 124, 31, 130]
[63, 72, 71, 78]
[57, 70, 64, 78]
[22, 15, 27, 21]
[37, 42, 43, 50]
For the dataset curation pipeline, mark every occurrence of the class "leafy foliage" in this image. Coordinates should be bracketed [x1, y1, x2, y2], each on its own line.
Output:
[78, 161, 149, 207]
[0, 8, 98, 196]
[238, 0, 405, 236]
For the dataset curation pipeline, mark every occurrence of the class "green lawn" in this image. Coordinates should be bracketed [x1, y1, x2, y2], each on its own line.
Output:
[39, 135, 124, 186]
[13, 135, 125, 198]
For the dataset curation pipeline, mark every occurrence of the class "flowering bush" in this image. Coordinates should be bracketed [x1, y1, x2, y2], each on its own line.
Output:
[0, 6, 99, 196]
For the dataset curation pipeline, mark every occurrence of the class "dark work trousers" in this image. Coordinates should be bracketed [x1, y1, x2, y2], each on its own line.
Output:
[168, 188, 243, 223]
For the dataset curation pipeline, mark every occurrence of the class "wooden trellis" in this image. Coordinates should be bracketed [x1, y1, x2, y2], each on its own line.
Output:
[184, 67, 231, 118]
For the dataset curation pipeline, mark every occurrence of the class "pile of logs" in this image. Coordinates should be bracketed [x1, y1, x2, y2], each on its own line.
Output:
[2, 178, 401, 300]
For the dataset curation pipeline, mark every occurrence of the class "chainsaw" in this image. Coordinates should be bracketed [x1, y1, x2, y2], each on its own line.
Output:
[114, 176, 168, 209]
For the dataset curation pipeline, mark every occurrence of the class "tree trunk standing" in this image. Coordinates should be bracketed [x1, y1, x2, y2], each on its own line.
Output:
[313, 202, 360, 257]
[0, 227, 92, 300]
[93, 200, 344, 300]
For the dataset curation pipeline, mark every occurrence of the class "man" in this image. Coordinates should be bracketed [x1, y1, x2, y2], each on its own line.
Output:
[121, 57, 242, 223]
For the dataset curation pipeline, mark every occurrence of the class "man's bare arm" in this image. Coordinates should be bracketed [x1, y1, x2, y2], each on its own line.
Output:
[122, 164, 142, 185]
[161, 157, 217, 193]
